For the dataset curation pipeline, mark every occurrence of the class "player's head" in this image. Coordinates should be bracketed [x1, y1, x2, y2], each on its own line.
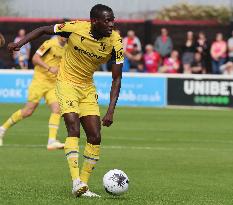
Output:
[90, 4, 115, 37]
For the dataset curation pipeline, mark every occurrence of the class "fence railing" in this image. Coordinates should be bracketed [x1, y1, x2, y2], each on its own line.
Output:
[0, 70, 232, 108]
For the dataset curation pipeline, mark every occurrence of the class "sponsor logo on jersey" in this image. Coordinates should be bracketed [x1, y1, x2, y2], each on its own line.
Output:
[116, 48, 123, 60]
[66, 100, 74, 107]
[99, 42, 107, 52]
[58, 23, 66, 30]
[66, 100, 78, 108]
[74, 46, 104, 60]
[81, 36, 85, 43]
[39, 46, 45, 52]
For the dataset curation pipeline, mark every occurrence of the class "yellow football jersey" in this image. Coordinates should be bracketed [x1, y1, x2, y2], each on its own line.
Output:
[33, 37, 66, 85]
[54, 21, 124, 85]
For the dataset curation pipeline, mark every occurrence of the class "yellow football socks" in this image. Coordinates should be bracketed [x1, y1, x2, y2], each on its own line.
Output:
[80, 143, 100, 184]
[2, 110, 23, 130]
[48, 113, 60, 140]
[64, 137, 80, 180]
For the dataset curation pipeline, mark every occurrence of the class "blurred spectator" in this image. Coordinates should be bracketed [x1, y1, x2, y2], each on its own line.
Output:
[0, 32, 6, 68]
[195, 31, 210, 71]
[123, 30, 141, 53]
[143, 44, 161, 73]
[220, 62, 233, 75]
[159, 50, 180, 73]
[0, 32, 5, 48]
[182, 31, 196, 73]
[123, 43, 143, 72]
[220, 32, 233, 75]
[227, 31, 233, 62]
[190, 52, 206, 74]
[210, 33, 227, 74]
[154, 28, 173, 58]
[13, 29, 31, 69]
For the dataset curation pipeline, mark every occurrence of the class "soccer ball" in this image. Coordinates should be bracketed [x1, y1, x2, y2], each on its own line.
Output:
[103, 169, 129, 195]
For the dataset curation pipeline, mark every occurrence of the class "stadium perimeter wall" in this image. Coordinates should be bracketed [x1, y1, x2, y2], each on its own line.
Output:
[0, 70, 233, 108]
[0, 17, 232, 68]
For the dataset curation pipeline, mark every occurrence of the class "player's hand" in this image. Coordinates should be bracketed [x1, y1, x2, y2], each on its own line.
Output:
[48, 67, 59, 74]
[8, 42, 20, 52]
[102, 112, 113, 127]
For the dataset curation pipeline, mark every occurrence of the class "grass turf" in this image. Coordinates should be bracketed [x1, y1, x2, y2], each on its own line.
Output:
[0, 104, 233, 205]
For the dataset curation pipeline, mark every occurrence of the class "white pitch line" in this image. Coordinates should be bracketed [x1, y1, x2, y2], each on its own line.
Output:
[105, 137, 233, 144]
[1, 144, 233, 152]
[2, 144, 45, 148]
[102, 145, 233, 152]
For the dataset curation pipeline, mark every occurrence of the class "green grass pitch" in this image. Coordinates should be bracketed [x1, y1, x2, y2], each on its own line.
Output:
[0, 103, 233, 205]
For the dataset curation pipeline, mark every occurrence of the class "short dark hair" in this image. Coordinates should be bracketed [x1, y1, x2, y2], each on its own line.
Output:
[90, 4, 113, 19]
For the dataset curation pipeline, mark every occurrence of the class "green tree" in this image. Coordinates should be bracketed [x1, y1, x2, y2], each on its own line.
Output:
[0, 0, 18, 16]
[156, 3, 232, 24]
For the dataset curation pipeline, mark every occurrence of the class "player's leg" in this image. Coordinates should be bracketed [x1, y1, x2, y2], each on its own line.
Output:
[0, 80, 44, 146]
[0, 102, 38, 145]
[78, 85, 101, 186]
[80, 115, 101, 184]
[45, 88, 64, 150]
[55, 80, 88, 197]
[80, 115, 101, 197]
[63, 113, 88, 197]
[46, 102, 64, 150]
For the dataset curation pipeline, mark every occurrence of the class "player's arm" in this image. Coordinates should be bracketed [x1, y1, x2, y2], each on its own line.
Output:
[32, 53, 58, 74]
[102, 63, 122, 127]
[8, 26, 54, 52]
[32, 41, 58, 74]
[102, 34, 124, 127]
[32, 53, 49, 69]
[8, 22, 75, 52]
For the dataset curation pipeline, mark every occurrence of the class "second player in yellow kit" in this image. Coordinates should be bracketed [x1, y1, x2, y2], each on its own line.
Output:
[0, 36, 67, 150]
[29, 37, 65, 105]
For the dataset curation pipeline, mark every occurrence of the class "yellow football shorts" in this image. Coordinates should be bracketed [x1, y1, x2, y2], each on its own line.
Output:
[28, 80, 57, 105]
[55, 80, 100, 117]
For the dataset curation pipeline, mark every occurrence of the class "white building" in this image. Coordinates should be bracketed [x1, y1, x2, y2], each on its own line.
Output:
[7, 0, 233, 19]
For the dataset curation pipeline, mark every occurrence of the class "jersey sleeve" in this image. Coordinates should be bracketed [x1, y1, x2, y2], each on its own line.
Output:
[53, 21, 78, 38]
[36, 40, 52, 56]
[110, 33, 124, 64]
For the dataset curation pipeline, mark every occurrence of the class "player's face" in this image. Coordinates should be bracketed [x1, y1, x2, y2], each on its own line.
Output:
[60, 36, 67, 43]
[94, 11, 115, 37]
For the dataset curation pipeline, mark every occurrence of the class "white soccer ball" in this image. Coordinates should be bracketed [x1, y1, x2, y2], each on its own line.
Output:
[103, 169, 129, 195]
